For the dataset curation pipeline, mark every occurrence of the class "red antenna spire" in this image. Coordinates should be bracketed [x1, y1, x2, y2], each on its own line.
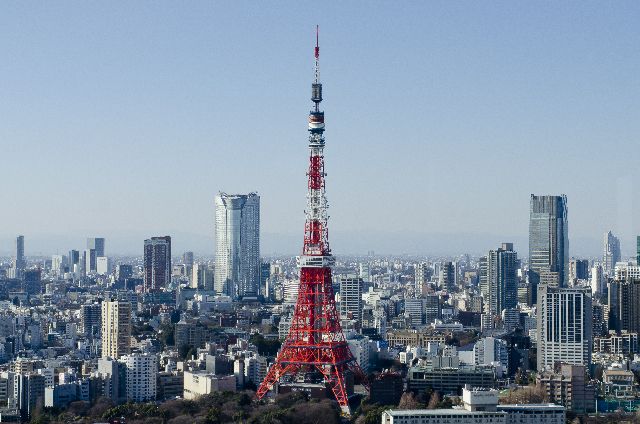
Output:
[315, 25, 319, 59]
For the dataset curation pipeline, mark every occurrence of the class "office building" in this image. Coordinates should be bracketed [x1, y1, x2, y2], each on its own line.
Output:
[101, 300, 132, 359]
[96, 357, 127, 404]
[408, 361, 496, 393]
[608, 278, 640, 334]
[359, 263, 371, 282]
[87, 237, 105, 257]
[83, 249, 97, 275]
[537, 364, 595, 413]
[191, 263, 214, 291]
[214, 192, 260, 298]
[23, 270, 41, 295]
[604, 231, 621, 276]
[591, 264, 605, 296]
[183, 251, 194, 278]
[440, 261, 455, 290]
[13, 235, 25, 278]
[183, 371, 236, 399]
[415, 262, 432, 295]
[82, 303, 102, 337]
[370, 373, 403, 406]
[637, 236, 640, 265]
[496, 405, 565, 424]
[382, 386, 565, 424]
[143, 236, 171, 292]
[51, 255, 64, 275]
[12, 373, 45, 421]
[483, 243, 518, 316]
[569, 259, 589, 284]
[183, 251, 194, 267]
[473, 337, 508, 369]
[536, 285, 592, 371]
[115, 264, 133, 282]
[425, 294, 440, 324]
[68, 249, 80, 273]
[529, 195, 569, 291]
[122, 353, 157, 402]
[96, 256, 111, 275]
[339, 276, 363, 323]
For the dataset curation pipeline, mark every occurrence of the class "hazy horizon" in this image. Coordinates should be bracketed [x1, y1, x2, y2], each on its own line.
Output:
[2, 3, 639, 259]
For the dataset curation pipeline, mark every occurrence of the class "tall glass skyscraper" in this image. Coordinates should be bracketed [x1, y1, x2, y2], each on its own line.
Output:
[13, 235, 25, 278]
[603, 231, 621, 276]
[215, 192, 260, 298]
[483, 243, 518, 316]
[529, 194, 569, 293]
[87, 237, 105, 257]
[143, 236, 171, 292]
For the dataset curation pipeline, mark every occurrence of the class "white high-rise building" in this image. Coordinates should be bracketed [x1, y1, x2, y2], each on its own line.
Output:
[101, 300, 131, 359]
[96, 257, 111, 275]
[536, 285, 592, 371]
[51, 255, 64, 276]
[339, 276, 363, 323]
[214, 192, 260, 298]
[473, 337, 508, 369]
[359, 263, 371, 282]
[603, 231, 621, 276]
[415, 262, 432, 296]
[283, 279, 299, 304]
[122, 353, 156, 402]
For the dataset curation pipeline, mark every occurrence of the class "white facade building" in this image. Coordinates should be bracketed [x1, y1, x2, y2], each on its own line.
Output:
[474, 337, 508, 370]
[96, 256, 111, 275]
[122, 353, 157, 402]
[183, 371, 236, 399]
[382, 387, 564, 424]
[536, 285, 592, 371]
[339, 276, 363, 323]
[214, 192, 260, 298]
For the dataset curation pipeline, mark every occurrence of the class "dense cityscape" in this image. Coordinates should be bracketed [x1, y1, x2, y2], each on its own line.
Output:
[2, 4, 639, 424]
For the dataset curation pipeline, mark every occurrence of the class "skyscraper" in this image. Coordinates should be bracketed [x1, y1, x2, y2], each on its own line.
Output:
[13, 235, 25, 278]
[415, 262, 432, 296]
[339, 276, 364, 324]
[608, 278, 640, 334]
[483, 243, 518, 317]
[529, 194, 569, 293]
[537, 285, 592, 371]
[87, 237, 105, 257]
[569, 259, 589, 284]
[439, 261, 455, 291]
[83, 249, 97, 275]
[143, 236, 171, 292]
[603, 231, 621, 276]
[214, 192, 260, 298]
[101, 299, 132, 358]
[68, 249, 80, 273]
[183, 251, 194, 279]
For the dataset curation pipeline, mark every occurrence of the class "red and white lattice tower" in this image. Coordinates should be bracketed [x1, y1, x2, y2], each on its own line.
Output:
[256, 27, 368, 415]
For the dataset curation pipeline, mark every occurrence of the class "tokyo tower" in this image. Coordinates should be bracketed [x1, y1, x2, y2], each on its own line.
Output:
[256, 27, 367, 415]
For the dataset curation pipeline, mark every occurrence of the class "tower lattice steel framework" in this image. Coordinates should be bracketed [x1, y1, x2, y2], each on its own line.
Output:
[256, 27, 368, 414]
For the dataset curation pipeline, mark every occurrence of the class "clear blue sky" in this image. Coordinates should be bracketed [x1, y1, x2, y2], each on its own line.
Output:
[1, 2, 639, 256]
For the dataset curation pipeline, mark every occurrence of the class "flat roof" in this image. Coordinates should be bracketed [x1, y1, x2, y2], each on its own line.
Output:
[497, 404, 565, 411]
[384, 409, 506, 416]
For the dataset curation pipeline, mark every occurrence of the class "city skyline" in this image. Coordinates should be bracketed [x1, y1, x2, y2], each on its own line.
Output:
[2, 7, 640, 420]
[2, 3, 639, 257]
